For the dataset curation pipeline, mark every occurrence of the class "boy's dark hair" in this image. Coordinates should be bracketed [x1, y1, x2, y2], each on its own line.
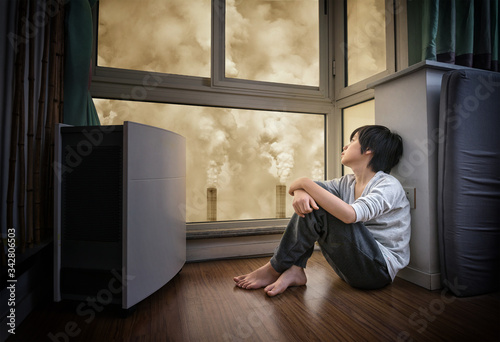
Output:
[350, 125, 403, 173]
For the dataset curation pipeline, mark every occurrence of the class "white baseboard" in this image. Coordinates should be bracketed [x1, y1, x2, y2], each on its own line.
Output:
[397, 266, 442, 290]
[186, 234, 283, 262]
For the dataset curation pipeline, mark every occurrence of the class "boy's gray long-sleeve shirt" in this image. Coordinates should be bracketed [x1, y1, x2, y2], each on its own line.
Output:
[317, 171, 411, 280]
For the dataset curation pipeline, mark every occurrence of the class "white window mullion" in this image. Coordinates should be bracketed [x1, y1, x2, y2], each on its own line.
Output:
[211, 0, 225, 89]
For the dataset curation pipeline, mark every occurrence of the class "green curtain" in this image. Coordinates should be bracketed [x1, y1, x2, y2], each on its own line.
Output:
[63, 0, 100, 125]
[408, 0, 499, 71]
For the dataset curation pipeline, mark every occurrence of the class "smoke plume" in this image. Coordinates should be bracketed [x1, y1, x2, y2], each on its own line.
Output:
[259, 117, 300, 184]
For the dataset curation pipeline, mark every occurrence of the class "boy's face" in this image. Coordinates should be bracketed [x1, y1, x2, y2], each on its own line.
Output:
[341, 132, 371, 168]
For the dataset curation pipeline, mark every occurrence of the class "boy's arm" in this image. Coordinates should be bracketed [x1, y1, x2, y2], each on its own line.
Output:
[289, 177, 356, 224]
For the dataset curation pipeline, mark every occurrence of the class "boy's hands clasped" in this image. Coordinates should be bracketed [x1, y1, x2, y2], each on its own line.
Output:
[289, 177, 320, 218]
[291, 189, 319, 218]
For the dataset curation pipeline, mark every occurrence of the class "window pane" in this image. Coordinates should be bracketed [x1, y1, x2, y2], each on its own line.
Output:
[225, 0, 319, 86]
[97, 0, 211, 77]
[94, 100, 325, 222]
[346, 0, 386, 85]
[342, 100, 375, 174]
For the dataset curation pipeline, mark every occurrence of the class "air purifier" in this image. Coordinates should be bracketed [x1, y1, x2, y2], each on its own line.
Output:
[54, 121, 186, 310]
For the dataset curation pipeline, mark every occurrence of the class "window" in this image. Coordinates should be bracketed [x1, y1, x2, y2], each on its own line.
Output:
[92, 0, 330, 225]
[211, 0, 329, 97]
[96, 0, 326, 93]
[334, 0, 399, 99]
[225, 0, 319, 86]
[98, 0, 211, 77]
[94, 99, 324, 222]
[345, 0, 387, 86]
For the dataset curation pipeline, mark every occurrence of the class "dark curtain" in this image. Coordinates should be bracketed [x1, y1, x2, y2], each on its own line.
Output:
[1, 0, 101, 261]
[1, 0, 65, 260]
[408, 0, 499, 71]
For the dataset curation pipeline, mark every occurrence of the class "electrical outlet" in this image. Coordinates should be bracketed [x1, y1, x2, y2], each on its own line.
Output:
[404, 187, 416, 209]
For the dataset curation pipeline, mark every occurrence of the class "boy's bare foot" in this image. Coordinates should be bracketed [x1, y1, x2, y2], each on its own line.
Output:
[264, 265, 307, 297]
[233, 262, 281, 290]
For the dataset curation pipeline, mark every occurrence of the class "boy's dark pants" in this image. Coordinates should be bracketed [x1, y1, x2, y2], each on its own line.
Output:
[270, 189, 391, 290]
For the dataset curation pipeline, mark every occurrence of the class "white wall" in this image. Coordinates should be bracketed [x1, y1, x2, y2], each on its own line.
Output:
[370, 61, 467, 290]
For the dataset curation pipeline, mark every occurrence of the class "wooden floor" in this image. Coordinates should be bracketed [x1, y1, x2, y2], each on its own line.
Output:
[10, 252, 500, 342]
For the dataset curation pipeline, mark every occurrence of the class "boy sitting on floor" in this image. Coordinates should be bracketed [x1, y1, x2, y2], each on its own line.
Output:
[234, 125, 411, 296]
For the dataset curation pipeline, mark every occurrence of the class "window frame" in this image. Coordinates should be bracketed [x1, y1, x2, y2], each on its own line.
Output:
[334, 0, 407, 101]
[91, 0, 333, 110]
[89, 0, 338, 229]
[211, 0, 330, 100]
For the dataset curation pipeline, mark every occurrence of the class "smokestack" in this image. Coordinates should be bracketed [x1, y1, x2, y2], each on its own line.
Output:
[276, 184, 286, 218]
[207, 187, 217, 221]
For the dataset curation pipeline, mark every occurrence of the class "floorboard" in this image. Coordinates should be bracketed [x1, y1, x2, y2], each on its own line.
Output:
[8, 252, 500, 342]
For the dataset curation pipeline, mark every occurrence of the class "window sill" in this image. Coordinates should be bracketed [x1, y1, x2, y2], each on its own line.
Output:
[186, 226, 285, 240]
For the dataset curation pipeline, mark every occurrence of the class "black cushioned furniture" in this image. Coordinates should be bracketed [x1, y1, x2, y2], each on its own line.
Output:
[438, 69, 500, 297]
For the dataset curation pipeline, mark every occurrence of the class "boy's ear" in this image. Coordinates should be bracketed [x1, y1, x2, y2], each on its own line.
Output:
[364, 148, 373, 155]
